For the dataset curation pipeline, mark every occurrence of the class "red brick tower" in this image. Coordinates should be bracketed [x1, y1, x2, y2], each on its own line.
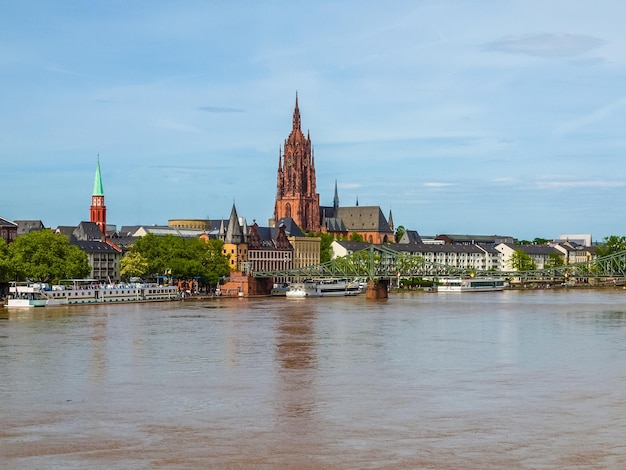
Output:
[273, 93, 321, 232]
[90, 158, 107, 237]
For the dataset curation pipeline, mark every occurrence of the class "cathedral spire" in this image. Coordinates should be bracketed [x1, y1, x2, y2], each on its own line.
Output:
[333, 180, 339, 211]
[292, 92, 301, 130]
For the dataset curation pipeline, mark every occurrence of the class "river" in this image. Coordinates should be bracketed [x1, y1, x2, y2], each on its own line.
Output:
[2, 289, 626, 469]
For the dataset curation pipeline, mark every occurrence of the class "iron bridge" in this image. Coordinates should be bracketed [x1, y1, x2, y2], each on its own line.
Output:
[252, 245, 626, 283]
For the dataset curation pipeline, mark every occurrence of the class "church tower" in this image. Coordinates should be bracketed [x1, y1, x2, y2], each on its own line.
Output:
[90, 158, 107, 237]
[274, 93, 321, 232]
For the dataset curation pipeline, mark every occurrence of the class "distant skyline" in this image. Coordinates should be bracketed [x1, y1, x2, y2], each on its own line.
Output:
[1, 1, 625, 241]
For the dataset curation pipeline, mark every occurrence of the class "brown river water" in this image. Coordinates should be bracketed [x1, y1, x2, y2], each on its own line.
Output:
[2, 289, 626, 469]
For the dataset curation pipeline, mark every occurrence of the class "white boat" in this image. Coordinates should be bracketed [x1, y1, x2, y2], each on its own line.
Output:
[5, 283, 48, 308]
[43, 279, 180, 304]
[286, 279, 362, 298]
[271, 283, 290, 296]
[437, 277, 506, 292]
[285, 284, 307, 298]
[4, 279, 180, 306]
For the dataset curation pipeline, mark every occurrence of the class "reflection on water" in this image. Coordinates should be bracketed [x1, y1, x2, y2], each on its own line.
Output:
[2, 290, 626, 468]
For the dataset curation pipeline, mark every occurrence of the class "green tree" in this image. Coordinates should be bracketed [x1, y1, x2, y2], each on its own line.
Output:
[349, 232, 364, 242]
[394, 225, 406, 243]
[8, 230, 91, 283]
[545, 253, 565, 269]
[130, 234, 230, 286]
[595, 235, 626, 258]
[308, 231, 334, 263]
[509, 249, 536, 271]
[0, 238, 13, 282]
[120, 251, 149, 279]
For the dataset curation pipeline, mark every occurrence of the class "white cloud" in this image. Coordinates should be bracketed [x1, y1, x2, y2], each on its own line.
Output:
[423, 182, 455, 188]
[484, 33, 605, 59]
[536, 180, 625, 189]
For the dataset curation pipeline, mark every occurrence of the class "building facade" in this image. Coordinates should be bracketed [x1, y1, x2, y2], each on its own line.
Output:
[90, 159, 107, 238]
[219, 204, 248, 272]
[273, 94, 320, 233]
[0, 217, 18, 244]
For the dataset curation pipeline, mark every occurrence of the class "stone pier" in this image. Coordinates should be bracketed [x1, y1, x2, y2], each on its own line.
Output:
[365, 279, 389, 300]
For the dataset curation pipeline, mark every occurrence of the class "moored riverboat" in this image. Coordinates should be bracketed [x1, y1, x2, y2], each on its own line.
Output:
[437, 277, 506, 292]
[5, 283, 49, 308]
[286, 279, 362, 298]
[44, 279, 180, 304]
[4, 280, 180, 306]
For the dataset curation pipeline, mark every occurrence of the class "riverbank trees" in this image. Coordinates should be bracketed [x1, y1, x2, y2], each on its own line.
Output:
[0, 230, 90, 283]
[120, 233, 231, 286]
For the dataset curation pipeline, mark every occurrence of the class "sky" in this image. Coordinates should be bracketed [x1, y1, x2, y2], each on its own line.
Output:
[1, 1, 625, 241]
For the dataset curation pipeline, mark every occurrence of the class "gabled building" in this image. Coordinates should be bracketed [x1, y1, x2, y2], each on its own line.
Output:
[398, 230, 422, 244]
[553, 241, 595, 265]
[15, 220, 45, 236]
[496, 243, 563, 271]
[321, 182, 394, 244]
[72, 239, 122, 282]
[53, 222, 122, 282]
[324, 206, 394, 244]
[0, 217, 18, 244]
[247, 221, 293, 276]
[219, 204, 248, 272]
[73, 221, 106, 241]
[276, 217, 320, 270]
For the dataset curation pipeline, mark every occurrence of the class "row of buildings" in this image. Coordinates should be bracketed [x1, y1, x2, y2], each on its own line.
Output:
[0, 94, 597, 287]
[332, 233, 595, 273]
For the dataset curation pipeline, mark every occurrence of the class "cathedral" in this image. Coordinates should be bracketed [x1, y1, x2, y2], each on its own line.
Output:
[273, 93, 321, 233]
[273, 94, 394, 243]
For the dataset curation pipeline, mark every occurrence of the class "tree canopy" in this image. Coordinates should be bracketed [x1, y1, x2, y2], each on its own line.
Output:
[595, 235, 626, 258]
[308, 231, 334, 264]
[509, 249, 536, 271]
[0, 239, 12, 283]
[124, 234, 231, 285]
[6, 230, 91, 283]
[394, 225, 406, 243]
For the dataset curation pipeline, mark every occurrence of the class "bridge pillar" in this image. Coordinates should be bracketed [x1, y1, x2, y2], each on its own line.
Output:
[365, 279, 388, 300]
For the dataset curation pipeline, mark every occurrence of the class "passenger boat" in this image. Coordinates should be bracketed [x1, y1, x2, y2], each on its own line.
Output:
[4, 280, 180, 306]
[44, 279, 180, 305]
[286, 279, 362, 298]
[270, 283, 290, 296]
[5, 283, 49, 308]
[285, 284, 307, 298]
[437, 277, 506, 292]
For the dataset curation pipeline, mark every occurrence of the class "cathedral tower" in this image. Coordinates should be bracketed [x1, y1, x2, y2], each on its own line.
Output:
[273, 94, 321, 232]
[90, 158, 107, 237]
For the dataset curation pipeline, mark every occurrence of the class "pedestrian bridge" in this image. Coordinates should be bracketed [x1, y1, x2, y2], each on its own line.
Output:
[253, 245, 626, 283]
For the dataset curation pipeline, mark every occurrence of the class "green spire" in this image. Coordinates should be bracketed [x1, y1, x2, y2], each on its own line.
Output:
[92, 157, 104, 196]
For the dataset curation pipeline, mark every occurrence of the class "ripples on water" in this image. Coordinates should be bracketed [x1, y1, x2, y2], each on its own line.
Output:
[2, 290, 626, 468]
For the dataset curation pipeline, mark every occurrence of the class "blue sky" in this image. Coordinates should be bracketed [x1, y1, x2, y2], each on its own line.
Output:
[1, 1, 625, 241]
